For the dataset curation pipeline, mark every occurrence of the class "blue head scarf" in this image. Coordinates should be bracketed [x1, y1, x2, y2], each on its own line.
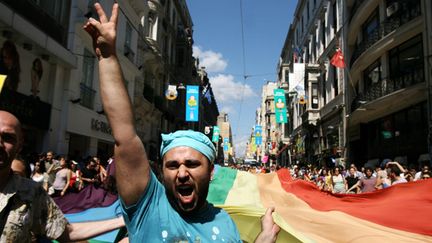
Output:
[160, 130, 216, 163]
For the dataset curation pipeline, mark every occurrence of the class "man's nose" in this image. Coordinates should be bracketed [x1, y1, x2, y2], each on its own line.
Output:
[178, 165, 189, 181]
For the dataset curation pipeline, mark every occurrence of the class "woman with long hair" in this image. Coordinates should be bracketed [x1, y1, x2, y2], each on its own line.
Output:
[31, 161, 48, 191]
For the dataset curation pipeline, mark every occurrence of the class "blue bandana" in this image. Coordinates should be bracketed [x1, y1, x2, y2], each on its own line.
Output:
[160, 130, 216, 163]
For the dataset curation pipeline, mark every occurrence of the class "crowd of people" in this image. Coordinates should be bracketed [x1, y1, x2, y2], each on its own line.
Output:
[229, 160, 431, 194]
[11, 151, 113, 198]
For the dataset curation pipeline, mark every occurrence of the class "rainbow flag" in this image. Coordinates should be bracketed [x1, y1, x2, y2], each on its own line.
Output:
[208, 166, 432, 242]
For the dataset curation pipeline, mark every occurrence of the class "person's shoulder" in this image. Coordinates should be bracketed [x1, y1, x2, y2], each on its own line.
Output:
[9, 175, 46, 200]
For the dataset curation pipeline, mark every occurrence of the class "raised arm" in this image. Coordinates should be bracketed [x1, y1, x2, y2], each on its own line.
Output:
[83, 3, 149, 205]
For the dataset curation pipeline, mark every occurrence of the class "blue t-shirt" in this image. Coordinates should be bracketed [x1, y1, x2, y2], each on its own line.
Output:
[121, 171, 242, 242]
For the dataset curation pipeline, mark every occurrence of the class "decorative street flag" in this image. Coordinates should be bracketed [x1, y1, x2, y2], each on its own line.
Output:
[330, 49, 346, 68]
[255, 125, 262, 145]
[185, 85, 199, 122]
[223, 137, 229, 152]
[165, 85, 178, 100]
[274, 89, 288, 123]
[212, 126, 220, 143]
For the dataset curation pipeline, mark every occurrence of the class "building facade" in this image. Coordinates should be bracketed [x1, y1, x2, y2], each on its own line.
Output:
[0, 0, 209, 163]
[278, 0, 432, 168]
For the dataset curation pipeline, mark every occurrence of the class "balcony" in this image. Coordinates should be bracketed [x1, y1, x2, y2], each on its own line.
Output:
[350, 0, 421, 66]
[80, 83, 96, 110]
[351, 68, 424, 111]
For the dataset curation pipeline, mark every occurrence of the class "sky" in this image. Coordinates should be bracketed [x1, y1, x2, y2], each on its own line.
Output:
[187, 0, 297, 157]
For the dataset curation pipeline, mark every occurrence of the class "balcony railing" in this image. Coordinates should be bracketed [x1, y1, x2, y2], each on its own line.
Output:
[80, 83, 96, 110]
[351, 68, 424, 111]
[350, 0, 421, 66]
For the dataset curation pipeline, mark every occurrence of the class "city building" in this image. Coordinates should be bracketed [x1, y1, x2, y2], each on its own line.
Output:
[0, 0, 202, 163]
[217, 112, 233, 164]
[278, 0, 432, 168]
[346, 0, 430, 167]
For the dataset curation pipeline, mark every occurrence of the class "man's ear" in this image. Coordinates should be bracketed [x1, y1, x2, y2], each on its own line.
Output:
[210, 163, 215, 181]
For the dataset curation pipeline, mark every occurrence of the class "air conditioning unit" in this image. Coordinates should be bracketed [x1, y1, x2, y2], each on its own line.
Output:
[386, 2, 399, 17]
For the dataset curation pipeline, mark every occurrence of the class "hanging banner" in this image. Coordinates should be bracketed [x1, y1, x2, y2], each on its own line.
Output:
[223, 137, 229, 152]
[274, 89, 288, 123]
[212, 126, 220, 143]
[165, 85, 178, 100]
[185, 85, 199, 122]
[255, 125, 262, 145]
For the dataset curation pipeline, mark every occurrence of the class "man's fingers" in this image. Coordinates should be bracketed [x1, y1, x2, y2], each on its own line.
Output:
[94, 3, 108, 23]
[110, 3, 119, 26]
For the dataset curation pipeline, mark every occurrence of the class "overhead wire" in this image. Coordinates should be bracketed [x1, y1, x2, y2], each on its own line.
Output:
[235, 0, 248, 137]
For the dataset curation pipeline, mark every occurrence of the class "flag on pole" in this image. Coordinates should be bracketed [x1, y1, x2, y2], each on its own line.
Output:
[330, 49, 346, 68]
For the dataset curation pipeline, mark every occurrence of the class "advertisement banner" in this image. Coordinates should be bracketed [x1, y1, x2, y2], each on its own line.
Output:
[255, 125, 262, 145]
[212, 126, 220, 142]
[223, 137, 229, 152]
[185, 85, 199, 122]
[274, 89, 287, 123]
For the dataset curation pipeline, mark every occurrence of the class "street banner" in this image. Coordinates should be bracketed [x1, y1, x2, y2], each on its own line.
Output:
[212, 126, 220, 142]
[223, 137, 229, 152]
[274, 88, 287, 123]
[254, 125, 262, 145]
[185, 85, 199, 122]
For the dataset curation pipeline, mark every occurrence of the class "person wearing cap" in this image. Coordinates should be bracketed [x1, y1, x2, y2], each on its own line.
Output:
[84, 3, 280, 243]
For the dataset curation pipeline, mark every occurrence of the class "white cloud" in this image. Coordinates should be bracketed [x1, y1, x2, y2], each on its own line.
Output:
[233, 134, 250, 157]
[193, 46, 227, 72]
[210, 74, 256, 103]
[220, 105, 235, 114]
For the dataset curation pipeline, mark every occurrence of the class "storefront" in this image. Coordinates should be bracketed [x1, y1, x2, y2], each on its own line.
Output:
[349, 102, 428, 167]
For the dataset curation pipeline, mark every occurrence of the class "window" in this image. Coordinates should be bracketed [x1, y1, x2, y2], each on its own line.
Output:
[363, 60, 382, 95]
[332, 1, 337, 35]
[82, 49, 94, 87]
[321, 73, 327, 105]
[80, 49, 96, 109]
[124, 22, 135, 62]
[321, 19, 326, 47]
[147, 12, 155, 39]
[312, 82, 318, 109]
[284, 69, 289, 83]
[333, 66, 338, 96]
[125, 22, 132, 48]
[362, 9, 379, 43]
[389, 35, 423, 89]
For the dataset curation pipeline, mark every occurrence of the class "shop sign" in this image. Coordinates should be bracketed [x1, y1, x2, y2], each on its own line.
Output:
[91, 118, 112, 135]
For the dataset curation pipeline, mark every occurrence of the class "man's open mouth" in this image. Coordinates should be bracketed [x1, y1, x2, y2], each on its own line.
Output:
[176, 185, 195, 204]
